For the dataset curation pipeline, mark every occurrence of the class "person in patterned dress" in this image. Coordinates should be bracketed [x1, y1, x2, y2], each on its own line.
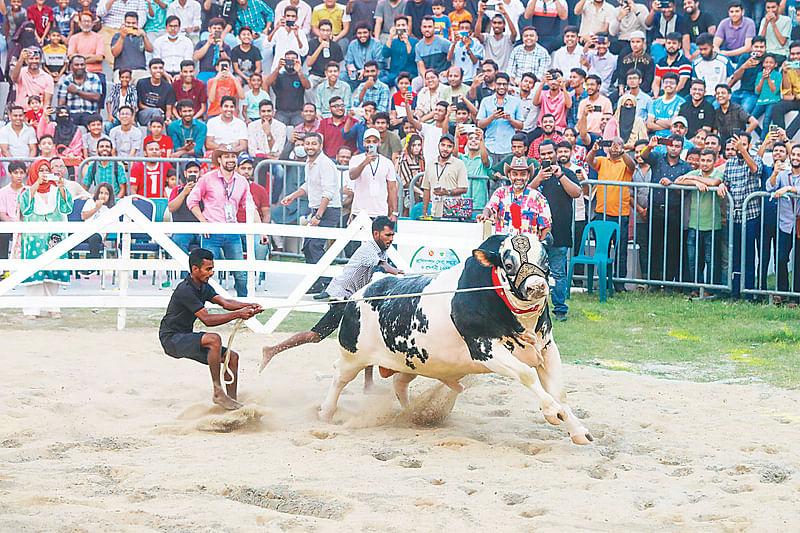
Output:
[477, 156, 552, 241]
[18, 159, 74, 318]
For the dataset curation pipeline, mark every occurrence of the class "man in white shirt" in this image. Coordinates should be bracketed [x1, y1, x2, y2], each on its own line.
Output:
[280, 131, 342, 290]
[267, 6, 310, 71]
[166, 0, 202, 42]
[551, 25, 582, 74]
[153, 15, 195, 75]
[275, 0, 312, 36]
[348, 128, 399, 221]
[206, 96, 249, 152]
[247, 99, 287, 158]
[0, 106, 37, 161]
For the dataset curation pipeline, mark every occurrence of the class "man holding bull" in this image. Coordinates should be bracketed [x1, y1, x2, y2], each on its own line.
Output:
[259, 217, 403, 389]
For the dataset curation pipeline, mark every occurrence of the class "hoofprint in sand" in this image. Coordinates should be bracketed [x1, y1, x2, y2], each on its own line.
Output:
[1, 329, 798, 532]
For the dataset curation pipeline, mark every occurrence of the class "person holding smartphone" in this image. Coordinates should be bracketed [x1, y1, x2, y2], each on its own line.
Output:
[347, 128, 400, 221]
[267, 6, 310, 72]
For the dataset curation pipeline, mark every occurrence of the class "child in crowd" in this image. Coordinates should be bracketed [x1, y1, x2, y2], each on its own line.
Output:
[231, 27, 262, 82]
[242, 73, 266, 123]
[53, 0, 78, 37]
[82, 115, 105, 159]
[42, 28, 69, 82]
[164, 171, 178, 199]
[144, 118, 174, 158]
[431, 0, 452, 39]
[449, 0, 472, 26]
[390, 73, 417, 128]
[753, 54, 782, 140]
[25, 96, 44, 127]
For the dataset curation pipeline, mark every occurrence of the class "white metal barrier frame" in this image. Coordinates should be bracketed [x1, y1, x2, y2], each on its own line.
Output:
[0, 199, 402, 333]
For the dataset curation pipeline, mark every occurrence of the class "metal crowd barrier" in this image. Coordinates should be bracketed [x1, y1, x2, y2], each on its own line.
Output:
[579, 179, 735, 293]
[740, 191, 800, 299]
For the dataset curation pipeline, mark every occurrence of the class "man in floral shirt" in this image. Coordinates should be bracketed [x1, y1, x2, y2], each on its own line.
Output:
[477, 157, 551, 241]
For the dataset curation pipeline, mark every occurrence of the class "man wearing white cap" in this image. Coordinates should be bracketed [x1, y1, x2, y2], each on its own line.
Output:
[347, 128, 400, 222]
[653, 116, 696, 156]
[611, 30, 654, 97]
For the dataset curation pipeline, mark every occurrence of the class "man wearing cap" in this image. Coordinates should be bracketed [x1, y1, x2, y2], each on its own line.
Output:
[168, 160, 204, 257]
[477, 156, 551, 240]
[611, 31, 654, 98]
[280, 132, 342, 293]
[11, 47, 54, 111]
[186, 144, 254, 297]
[348, 128, 399, 221]
[652, 116, 695, 156]
[422, 133, 469, 218]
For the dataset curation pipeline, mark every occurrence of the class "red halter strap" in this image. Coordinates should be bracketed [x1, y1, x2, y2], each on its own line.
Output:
[492, 268, 540, 315]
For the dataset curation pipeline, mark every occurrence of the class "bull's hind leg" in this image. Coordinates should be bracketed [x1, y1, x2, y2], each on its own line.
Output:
[537, 342, 593, 445]
[319, 353, 365, 422]
[480, 340, 567, 427]
[393, 373, 416, 408]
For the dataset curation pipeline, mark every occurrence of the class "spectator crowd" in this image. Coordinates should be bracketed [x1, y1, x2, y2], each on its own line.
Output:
[2, 0, 800, 318]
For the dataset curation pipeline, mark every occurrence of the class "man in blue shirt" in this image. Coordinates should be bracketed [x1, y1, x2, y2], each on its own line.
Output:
[169, 99, 208, 157]
[345, 22, 386, 88]
[352, 61, 391, 112]
[415, 16, 450, 79]
[647, 72, 685, 137]
[380, 15, 419, 87]
[476, 72, 523, 163]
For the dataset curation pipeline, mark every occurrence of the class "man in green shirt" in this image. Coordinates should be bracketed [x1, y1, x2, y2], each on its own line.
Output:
[674, 148, 723, 286]
[81, 137, 129, 198]
[489, 132, 540, 196]
[373, 112, 403, 164]
[457, 125, 490, 212]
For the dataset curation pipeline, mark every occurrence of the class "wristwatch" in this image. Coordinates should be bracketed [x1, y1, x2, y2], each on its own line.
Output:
[391, 211, 399, 216]
[447, 188, 452, 196]
[314, 214, 322, 220]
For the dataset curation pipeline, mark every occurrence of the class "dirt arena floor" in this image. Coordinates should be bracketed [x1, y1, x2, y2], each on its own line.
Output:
[1, 328, 799, 532]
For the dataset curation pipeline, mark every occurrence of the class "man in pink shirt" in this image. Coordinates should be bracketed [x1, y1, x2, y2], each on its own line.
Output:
[68, 12, 106, 76]
[186, 144, 254, 297]
[10, 48, 55, 110]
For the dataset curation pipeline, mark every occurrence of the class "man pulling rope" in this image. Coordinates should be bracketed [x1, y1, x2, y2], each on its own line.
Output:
[259, 216, 403, 391]
[159, 248, 263, 410]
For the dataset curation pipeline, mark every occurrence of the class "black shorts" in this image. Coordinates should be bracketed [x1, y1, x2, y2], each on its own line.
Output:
[160, 332, 228, 366]
[310, 302, 347, 339]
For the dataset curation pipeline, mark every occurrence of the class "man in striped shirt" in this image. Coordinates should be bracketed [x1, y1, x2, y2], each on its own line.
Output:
[259, 216, 403, 385]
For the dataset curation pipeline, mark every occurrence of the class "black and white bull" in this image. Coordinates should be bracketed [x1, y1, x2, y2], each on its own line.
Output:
[320, 233, 593, 445]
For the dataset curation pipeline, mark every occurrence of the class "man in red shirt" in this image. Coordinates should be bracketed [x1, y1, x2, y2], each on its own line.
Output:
[130, 139, 174, 198]
[236, 152, 270, 261]
[172, 60, 208, 121]
[316, 95, 356, 158]
[143, 117, 174, 157]
[28, 0, 54, 45]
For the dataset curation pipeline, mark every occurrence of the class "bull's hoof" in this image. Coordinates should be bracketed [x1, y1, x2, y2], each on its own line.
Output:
[543, 408, 566, 426]
[317, 407, 335, 423]
[570, 431, 593, 445]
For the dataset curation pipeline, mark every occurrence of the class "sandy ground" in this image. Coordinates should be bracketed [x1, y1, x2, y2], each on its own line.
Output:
[1, 327, 799, 533]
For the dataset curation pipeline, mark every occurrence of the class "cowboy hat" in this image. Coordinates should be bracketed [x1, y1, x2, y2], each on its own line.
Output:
[211, 144, 240, 166]
[503, 156, 535, 176]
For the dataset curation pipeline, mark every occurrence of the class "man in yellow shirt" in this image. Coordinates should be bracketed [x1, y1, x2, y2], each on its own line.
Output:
[585, 136, 635, 290]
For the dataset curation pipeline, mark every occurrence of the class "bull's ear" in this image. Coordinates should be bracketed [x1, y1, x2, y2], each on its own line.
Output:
[472, 249, 501, 267]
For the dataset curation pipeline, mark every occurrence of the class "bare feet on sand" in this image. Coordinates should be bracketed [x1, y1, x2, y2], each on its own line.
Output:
[259, 346, 279, 373]
[213, 390, 242, 410]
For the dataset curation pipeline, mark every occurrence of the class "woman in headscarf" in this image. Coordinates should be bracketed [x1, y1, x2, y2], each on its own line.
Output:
[37, 106, 83, 167]
[18, 159, 74, 318]
[605, 93, 648, 151]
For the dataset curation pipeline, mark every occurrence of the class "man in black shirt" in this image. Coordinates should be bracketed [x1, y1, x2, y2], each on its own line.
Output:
[531, 140, 581, 322]
[168, 160, 203, 256]
[679, 78, 715, 139]
[679, 0, 716, 60]
[307, 19, 345, 85]
[264, 50, 311, 126]
[159, 248, 263, 410]
[136, 58, 177, 126]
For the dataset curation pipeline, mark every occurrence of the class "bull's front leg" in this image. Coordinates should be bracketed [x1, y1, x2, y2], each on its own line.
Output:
[319, 353, 365, 422]
[537, 341, 593, 445]
[479, 339, 566, 427]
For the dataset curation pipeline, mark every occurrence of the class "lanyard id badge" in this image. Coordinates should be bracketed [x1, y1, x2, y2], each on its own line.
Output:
[224, 202, 237, 222]
[220, 174, 237, 222]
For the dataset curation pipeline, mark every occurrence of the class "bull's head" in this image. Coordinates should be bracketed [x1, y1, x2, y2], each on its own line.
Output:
[473, 234, 550, 302]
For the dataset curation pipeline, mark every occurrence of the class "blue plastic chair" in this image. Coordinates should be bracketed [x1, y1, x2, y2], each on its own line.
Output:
[409, 203, 425, 220]
[151, 198, 169, 222]
[567, 221, 620, 302]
